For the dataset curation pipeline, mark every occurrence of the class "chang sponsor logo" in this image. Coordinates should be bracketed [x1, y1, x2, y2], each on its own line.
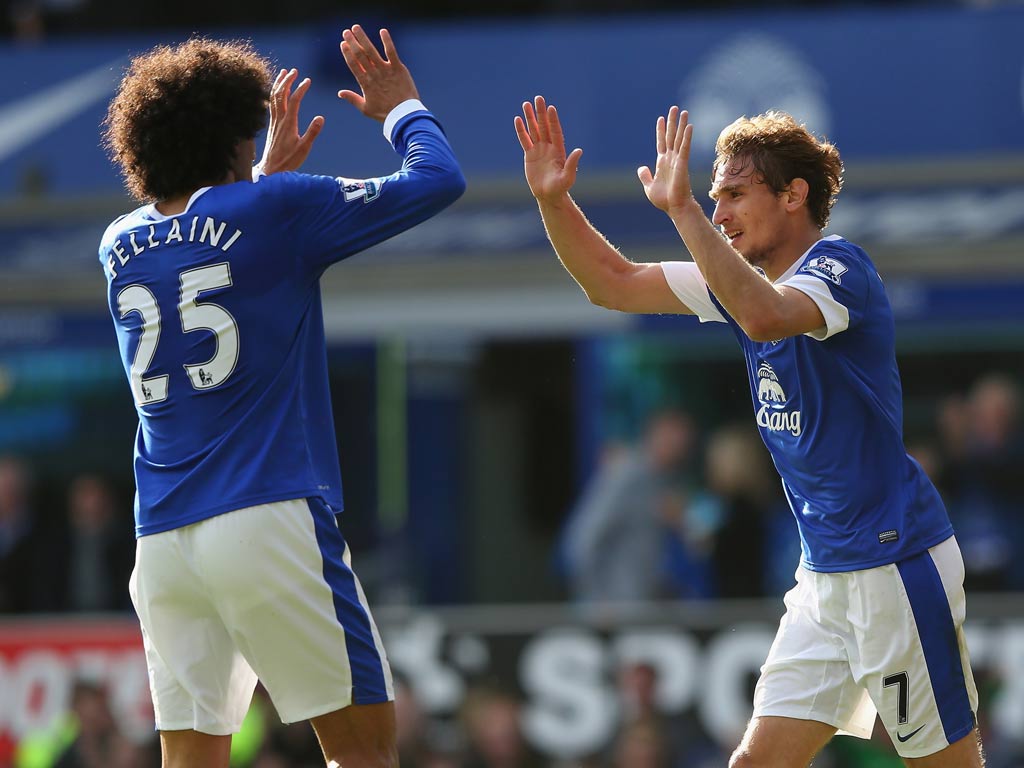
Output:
[755, 362, 802, 437]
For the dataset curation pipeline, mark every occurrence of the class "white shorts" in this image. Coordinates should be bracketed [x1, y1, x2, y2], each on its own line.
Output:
[129, 497, 393, 735]
[753, 536, 977, 759]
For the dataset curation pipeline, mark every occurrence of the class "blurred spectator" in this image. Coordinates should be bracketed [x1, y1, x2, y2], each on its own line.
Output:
[618, 660, 660, 726]
[664, 423, 793, 599]
[561, 409, 696, 604]
[460, 684, 540, 768]
[704, 424, 789, 598]
[48, 473, 134, 612]
[0, 455, 50, 613]
[613, 660, 724, 768]
[612, 718, 668, 768]
[51, 679, 143, 768]
[936, 373, 1024, 591]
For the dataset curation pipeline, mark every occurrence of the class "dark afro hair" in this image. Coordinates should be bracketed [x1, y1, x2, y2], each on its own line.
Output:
[103, 38, 273, 202]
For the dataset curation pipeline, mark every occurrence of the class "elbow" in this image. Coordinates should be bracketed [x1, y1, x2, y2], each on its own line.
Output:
[586, 287, 627, 312]
[442, 166, 467, 205]
[739, 309, 783, 343]
[582, 269, 639, 313]
[429, 161, 465, 207]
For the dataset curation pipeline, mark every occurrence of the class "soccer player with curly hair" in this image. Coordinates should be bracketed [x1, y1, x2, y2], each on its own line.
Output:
[100, 26, 464, 768]
[516, 98, 983, 767]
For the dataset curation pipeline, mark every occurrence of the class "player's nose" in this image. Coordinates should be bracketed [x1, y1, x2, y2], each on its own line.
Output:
[712, 200, 728, 226]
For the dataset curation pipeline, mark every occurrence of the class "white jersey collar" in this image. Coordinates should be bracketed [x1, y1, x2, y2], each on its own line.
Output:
[142, 186, 212, 221]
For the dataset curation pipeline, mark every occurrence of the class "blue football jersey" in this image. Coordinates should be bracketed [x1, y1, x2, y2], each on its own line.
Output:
[100, 106, 465, 537]
[663, 235, 953, 571]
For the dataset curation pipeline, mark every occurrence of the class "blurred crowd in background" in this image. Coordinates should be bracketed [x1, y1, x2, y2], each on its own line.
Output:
[1, 370, 1023, 767]
[3, 368, 1022, 618]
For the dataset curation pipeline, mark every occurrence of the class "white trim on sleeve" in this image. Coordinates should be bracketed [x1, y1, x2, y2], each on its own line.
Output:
[660, 262, 727, 323]
[781, 274, 850, 341]
[383, 99, 428, 144]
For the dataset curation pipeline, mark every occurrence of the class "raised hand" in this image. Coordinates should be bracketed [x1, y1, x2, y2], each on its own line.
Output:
[637, 106, 694, 213]
[337, 25, 419, 122]
[514, 95, 583, 203]
[258, 68, 325, 175]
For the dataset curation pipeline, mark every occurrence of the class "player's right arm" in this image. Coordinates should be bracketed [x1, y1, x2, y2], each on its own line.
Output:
[515, 96, 695, 316]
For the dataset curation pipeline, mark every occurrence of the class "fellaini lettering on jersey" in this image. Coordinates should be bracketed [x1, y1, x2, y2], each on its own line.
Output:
[106, 216, 242, 279]
[801, 255, 848, 285]
[755, 361, 802, 437]
[339, 178, 382, 204]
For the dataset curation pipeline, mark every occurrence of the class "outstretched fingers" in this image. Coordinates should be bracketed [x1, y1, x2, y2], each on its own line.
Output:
[379, 28, 401, 65]
[270, 69, 293, 121]
[288, 76, 313, 121]
[339, 37, 366, 78]
[518, 97, 566, 156]
[664, 106, 679, 153]
[349, 24, 386, 67]
[521, 100, 542, 144]
[514, 115, 533, 152]
[678, 112, 692, 157]
[546, 104, 568, 158]
[533, 95, 550, 144]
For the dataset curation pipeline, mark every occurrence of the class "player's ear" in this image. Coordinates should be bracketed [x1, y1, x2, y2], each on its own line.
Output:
[784, 178, 809, 211]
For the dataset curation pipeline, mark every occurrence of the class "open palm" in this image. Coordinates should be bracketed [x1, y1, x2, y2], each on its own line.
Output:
[638, 106, 694, 213]
[514, 95, 583, 202]
[259, 67, 324, 174]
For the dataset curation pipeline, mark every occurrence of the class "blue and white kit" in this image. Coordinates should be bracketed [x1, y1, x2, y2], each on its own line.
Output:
[101, 100, 465, 732]
[102, 100, 464, 538]
[662, 235, 977, 756]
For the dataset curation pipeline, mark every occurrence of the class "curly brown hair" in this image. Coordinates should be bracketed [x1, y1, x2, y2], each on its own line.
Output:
[713, 111, 843, 230]
[103, 38, 272, 202]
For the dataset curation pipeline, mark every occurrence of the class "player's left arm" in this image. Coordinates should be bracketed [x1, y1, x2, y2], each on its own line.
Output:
[639, 106, 825, 342]
[667, 199, 827, 340]
[266, 25, 464, 272]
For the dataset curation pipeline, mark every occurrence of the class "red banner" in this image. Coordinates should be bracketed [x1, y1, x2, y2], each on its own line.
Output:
[0, 618, 152, 767]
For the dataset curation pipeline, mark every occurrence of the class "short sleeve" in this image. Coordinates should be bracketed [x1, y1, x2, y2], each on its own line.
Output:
[660, 262, 727, 323]
[779, 244, 870, 341]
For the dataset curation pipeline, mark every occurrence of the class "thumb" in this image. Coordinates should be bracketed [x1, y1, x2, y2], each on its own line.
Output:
[637, 166, 653, 187]
[565, 147, 583, 175]
[297, 116, 325, 154]
[302, 116, 325, 141]
[337, 90, 365, 111]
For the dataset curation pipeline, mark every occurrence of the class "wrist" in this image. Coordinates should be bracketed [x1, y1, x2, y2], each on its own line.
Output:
[667, 197, 703, 222]
[536, 191, 572, 210]
[383, 98, 427, 140]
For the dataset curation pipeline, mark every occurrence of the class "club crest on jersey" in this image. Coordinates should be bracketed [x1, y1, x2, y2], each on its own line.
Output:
[339, 178, 382, 204]
[801, 255, 848, 285]
[756, 362, 802, 436]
